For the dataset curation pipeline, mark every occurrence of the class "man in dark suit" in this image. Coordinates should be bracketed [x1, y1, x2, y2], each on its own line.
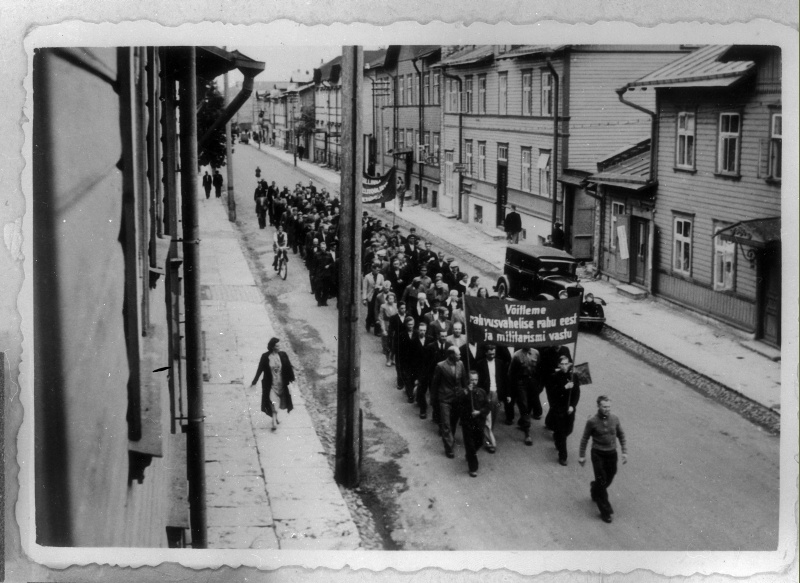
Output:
[202, 171, 213, 199]
[423, 328, 452, 423]
[410, 322, 433, 418]
[430, 346, 468, 458]
[475, 343, 510, 453]
[396, 315, 418, 403]
[504, 204, 522, 243]
[212, 170, 224, 198]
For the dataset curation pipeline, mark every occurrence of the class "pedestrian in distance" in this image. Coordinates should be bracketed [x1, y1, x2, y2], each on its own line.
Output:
[552, 221, 566, 251]
[212, 170, 224, 198]
[249, 337, 295, 431]
[504, 204, 522, 244]
[548, 355, 581, 466]
[202, 170, 213, 199]
[578, 396, 628, 523]
[272, 224, 289, 271]
[456, 371, 492, 477]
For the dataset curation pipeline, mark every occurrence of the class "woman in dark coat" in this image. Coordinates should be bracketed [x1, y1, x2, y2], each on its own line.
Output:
[547, 354, 581, 465]
[249, 337, 295, 431]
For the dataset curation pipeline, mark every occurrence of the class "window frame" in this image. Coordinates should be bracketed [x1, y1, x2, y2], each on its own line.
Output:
[537, 149, 551, 198]
[521, 147, 532, 192]
[497, 143, 509, 163]
[522, 70, 532, 116]
[399, 76, 405, 106]
[717, 112, 742, 175]
[769, 111, 782, 180]
[477, 141, 486, 180]
[713, 222, 736, 292]
[423, 73, 430, 105]
[478, 74, 487, 114]
[432, 71, 441, 105]
[610, 201, 625, 251]
[464, 75, 474, 114]
[498, 72, 508, 115]
[432, 132, 441, 162]
[675, 111, 696, 170]
[407, 74, 414, 105]
[541, 71, 553, 117]
[672, 215, 693, 276]
[464, 139, 474, 176]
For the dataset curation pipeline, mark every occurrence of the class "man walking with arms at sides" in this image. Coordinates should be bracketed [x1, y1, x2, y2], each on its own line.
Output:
[411, 322, 432, 417]
[579, 396, 628, 523]
[212, 169, 224, 198]
[548, 355, 580, 466]
[430, 346, 468, 459]
[508, 345, 541, 446]
[456, 371, 492, 477]
[475, 343, 508, 453]
[504, 204, 522, 244]
[396, 315, 418, 402]
[202, 170, 213, 199]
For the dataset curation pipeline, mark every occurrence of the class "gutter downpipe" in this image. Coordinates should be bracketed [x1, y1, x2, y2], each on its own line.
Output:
[616, 86, 658, 293]
[442, 67, 463, 220]
[178, 46, 207, 549]
[412, 57, 425, 204]
[545, 61, 560, 232]
[198, 70, 259, 151]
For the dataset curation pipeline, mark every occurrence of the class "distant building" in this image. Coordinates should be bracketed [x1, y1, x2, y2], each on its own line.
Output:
[617, 45, 782, 346]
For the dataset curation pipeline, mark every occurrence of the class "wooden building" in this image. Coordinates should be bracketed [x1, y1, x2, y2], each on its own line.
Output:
[618, 45, 782, 346]
[433, 45, 688, 257]
[32, 46, 263, 547]
[368, 45, 443, 207]
[313, 56, 343, 170]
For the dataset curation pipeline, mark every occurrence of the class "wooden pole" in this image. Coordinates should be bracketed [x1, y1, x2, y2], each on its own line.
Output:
[335, 46, 364, 487]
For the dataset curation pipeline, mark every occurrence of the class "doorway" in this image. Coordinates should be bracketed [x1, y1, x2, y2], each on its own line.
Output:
[629, 217, 649, 286]
[760, 244, 781, 347]
[496, 163, 508, 227]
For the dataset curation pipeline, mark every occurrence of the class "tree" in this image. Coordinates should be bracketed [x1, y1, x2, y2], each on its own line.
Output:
[294, 104, 315, 142]
[197, 80, 227, 169]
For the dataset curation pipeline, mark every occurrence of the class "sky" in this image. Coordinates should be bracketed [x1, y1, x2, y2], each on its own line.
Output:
[226, 45, 347, 88]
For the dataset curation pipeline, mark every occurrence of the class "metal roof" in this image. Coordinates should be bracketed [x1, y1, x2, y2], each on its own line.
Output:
[622, 45, 754, 90]
[496, 45, 567, 60]
[435, 45, 495, 68]
[715, 217, 781, 248]
[587, 141, 652, 191]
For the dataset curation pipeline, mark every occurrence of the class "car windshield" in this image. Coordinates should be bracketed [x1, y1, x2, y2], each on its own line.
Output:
[537, 259, 576, 277]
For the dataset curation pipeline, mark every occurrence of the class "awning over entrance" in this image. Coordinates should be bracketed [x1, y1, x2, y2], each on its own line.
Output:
[714, 217, 781, 248]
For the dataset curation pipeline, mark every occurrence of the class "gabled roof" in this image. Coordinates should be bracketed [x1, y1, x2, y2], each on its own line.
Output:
[435, 45, 494, 68]
[314, 55, 343, 85]
[622, 45, 755, 90]
[364, 49, 387, 70]
[496, 45, 568, 60]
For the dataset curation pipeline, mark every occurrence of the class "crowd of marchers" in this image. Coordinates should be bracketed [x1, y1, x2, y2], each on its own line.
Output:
[254, 176, 628, 523]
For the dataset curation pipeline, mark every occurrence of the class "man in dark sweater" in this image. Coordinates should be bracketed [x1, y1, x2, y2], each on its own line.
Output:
[578, 396, 628, 523]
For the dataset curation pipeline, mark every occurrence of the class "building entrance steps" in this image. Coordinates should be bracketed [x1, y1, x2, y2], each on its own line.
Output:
[616, 284, 649, 300]
[248, 140, 782, 419]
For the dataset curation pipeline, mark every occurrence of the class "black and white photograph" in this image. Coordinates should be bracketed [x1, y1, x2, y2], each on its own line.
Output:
[1, 7, 797, 583]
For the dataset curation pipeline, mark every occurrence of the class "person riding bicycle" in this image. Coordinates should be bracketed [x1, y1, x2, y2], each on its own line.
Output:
[273, 224, 289, 271]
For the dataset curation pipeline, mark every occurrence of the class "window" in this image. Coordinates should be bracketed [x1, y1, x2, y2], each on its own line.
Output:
[676, 112, 695, 169]
[717, 112, 741, 174]
[448, 78, 459, 113]
[521, 147, 532, 191]
[407, 74, 414, 105]
[432, 133, 440, 162]
[432, 71, 440, 105]
[465, 140, 474, 176]
[464, 76, 473, 113]
[713, 223, 736, 291]
[423, 73, 430, 105]
[384, 126, 391, 151]
[414, 130, 419, 159]
[673, 216, 693, 275]
[522, 70, 532, 116]
[478, 74, 487, 114]
[478, 141, 486, 180]
[397, 129, 405, 150]
[423, 132, 431, 162]
[498, 143, 508, 162]
[537, 150, 551, 198]
[541, 71, 553, 116]
[406, 129, 413, 151]
[610, 201, 625, 250]
[770, 112, 782, 179]
[474, 204, 483, 224]
[498, 72, 508, 115]
[399, 76, 405, 106]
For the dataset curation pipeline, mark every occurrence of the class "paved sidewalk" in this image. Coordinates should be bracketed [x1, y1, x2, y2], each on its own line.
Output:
[197, 191, 361, 550]
[247, 143, 782, 414]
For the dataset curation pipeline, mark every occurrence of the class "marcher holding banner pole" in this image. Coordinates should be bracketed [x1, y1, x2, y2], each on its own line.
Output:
[548, 354, 581, 465]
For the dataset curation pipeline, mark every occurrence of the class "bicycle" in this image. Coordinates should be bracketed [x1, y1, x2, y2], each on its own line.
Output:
[275, 247, 289, 280]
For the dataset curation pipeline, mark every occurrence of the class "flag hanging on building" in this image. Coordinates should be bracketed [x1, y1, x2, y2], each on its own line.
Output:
[362, 166, 397, 204]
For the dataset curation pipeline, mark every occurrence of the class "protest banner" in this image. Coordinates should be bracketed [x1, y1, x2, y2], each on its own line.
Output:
[463, 296, 581, 348]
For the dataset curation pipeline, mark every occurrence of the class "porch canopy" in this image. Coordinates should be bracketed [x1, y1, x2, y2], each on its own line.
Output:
[714, 217, 781, 248]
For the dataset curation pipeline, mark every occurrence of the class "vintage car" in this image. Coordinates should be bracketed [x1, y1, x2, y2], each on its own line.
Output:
[493, 244, 606, 331]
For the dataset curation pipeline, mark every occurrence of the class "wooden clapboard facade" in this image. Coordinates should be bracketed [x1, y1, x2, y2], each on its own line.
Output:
[32, 46, 263, 547]
[620, 45, 782, 345]
[432, 45, 688, 256]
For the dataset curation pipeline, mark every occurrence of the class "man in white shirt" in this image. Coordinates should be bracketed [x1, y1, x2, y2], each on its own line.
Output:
[476, 344, 509, 453]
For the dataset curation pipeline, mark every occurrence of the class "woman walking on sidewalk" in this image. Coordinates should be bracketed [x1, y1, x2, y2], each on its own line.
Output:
[250, 337, 295, 431]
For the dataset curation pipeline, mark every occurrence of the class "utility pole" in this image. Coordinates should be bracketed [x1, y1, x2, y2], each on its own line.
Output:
[335, 45, 363, 488]
[224, 62, 236, 222]
[292, 97, 298, 166]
